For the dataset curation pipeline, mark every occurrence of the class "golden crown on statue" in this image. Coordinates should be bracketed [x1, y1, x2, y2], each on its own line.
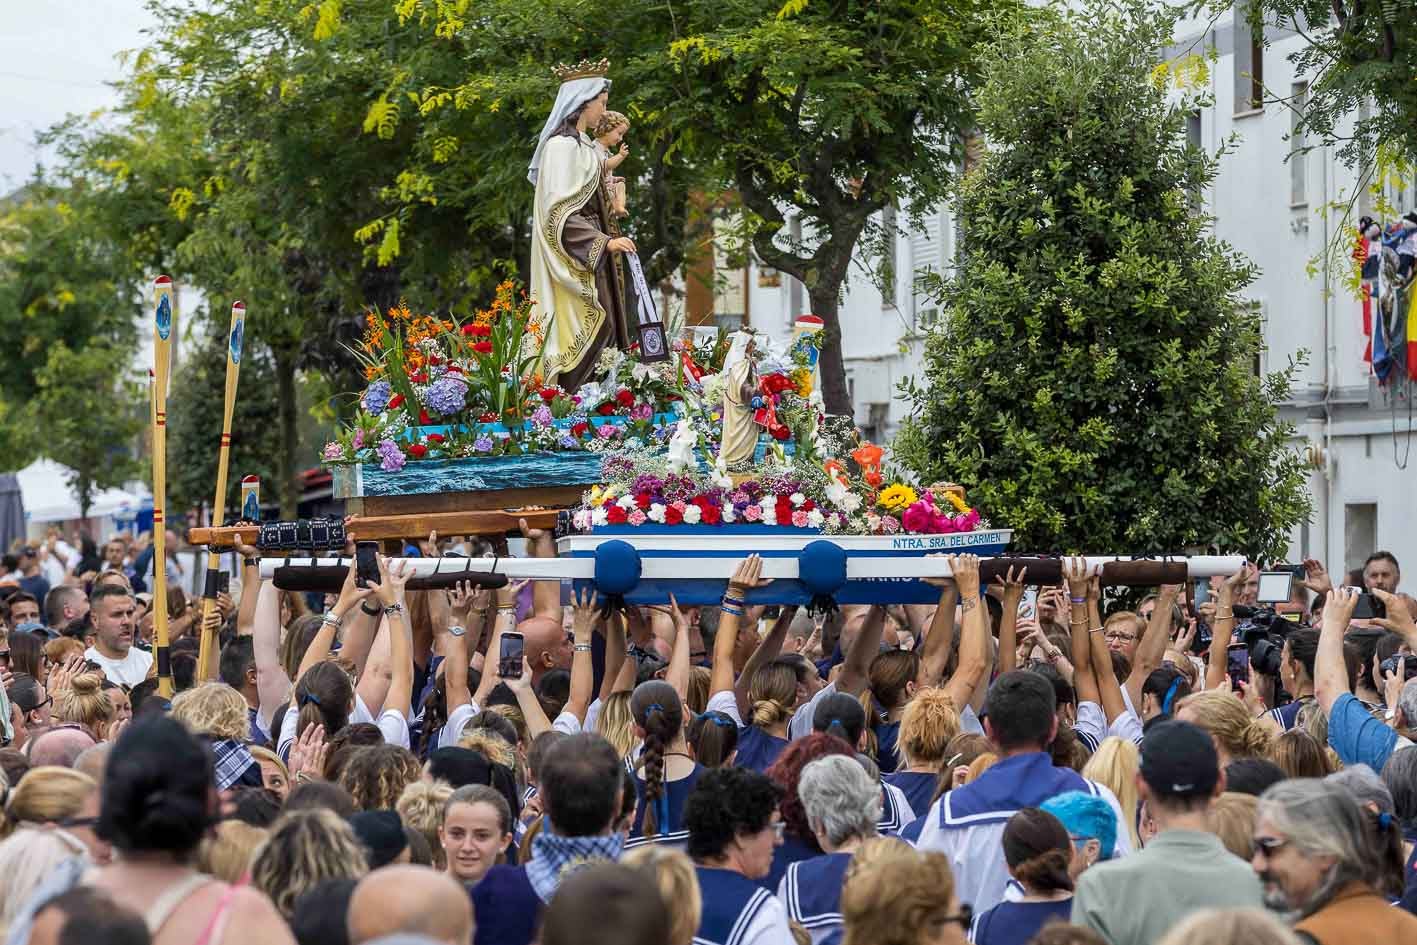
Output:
[552, 57, 611, 82]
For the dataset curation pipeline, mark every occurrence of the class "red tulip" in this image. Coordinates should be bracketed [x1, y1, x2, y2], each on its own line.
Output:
[426, 433, 446, 444]
[408, 444, 428, 459]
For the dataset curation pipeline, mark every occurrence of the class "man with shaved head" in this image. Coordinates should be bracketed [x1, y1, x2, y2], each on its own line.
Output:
[347, 865, 474, 945]
[516, 520, 573, 687]
[26, 726, 97, 768]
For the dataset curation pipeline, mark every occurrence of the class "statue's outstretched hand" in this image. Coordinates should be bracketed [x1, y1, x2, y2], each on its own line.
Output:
[608, 237, 637, 254]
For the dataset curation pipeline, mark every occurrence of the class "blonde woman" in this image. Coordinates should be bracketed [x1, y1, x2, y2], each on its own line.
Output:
[1081, 737, 1140, 851]
[198, 821, 268, 883]
[595, 690, 640, 759]
[1207, 792, 1258, 861]
[249, 746, 291, 801]
[840, 837, 970, 945]
[52, 673, 114, 742]
[397, 780, 454, 870]
[250, 808, 368, 919]
[1, 766, 108, 865]
[0, 828, 89, 938]
[623, 845, 701, 945]
[1176, 689, 1273, 766]
[884, 687, 959, 816]
[171, 682, 251, 742]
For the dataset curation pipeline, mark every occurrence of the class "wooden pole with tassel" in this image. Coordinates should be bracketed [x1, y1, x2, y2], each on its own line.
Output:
[196, 301, 246, 681]
[151, 275, 175, 698]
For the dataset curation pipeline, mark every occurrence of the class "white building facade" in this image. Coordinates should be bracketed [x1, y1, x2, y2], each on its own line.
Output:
[733, 8, 1417, 578]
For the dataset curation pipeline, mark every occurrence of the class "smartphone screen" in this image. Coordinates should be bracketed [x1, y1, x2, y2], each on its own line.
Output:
[216, 572, 230, 595]
[500, 632, 525, 679]
[355, 541, 379, 588]
[1227, 643, 1250, 687]
[1019, 588, 1038, 619]
[1256, 571, 1294, 604]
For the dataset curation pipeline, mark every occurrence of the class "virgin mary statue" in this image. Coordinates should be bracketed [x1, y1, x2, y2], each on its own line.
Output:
[528, 58, 634, 390]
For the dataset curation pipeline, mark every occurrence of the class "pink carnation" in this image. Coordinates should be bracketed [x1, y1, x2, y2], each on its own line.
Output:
[627, 509, 648, 526]
[879, 515, 900, 535]
[743, 504, 763, 522]
[901, 501, 936, 534]
[791, 510, 810, 528]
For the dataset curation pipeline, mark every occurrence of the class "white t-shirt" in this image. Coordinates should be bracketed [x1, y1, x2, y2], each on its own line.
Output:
[84, 646, 154, 688]
[278, 691, 410, 757]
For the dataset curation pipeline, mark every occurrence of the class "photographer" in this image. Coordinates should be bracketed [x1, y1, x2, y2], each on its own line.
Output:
[1315, 587, 1415, 773]
[1265, 628, 1318, 732]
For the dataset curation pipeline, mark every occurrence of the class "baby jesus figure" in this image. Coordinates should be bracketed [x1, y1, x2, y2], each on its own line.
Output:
[593, 110, 631, 219]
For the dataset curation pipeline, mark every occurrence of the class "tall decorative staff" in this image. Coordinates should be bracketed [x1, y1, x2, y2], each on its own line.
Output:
[196, 301, 246, 681]
[151, 275, 176, 698]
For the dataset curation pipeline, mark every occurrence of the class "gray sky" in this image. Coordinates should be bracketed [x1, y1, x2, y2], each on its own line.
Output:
[0, 1, 156, 194]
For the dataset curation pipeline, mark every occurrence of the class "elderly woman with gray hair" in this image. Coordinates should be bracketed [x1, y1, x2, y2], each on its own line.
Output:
[1251, 779, 1417, 944]
[778, 755, 882, 945]
[1378, 749, 1417, 914]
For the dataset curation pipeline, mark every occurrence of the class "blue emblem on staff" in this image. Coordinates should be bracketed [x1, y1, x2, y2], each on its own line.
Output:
[242, 491, 260, 520]
[230, 320, 244, 364]
[156, 295, 172, 340]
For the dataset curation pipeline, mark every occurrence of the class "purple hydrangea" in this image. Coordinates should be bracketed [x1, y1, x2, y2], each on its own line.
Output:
[473, 435, 495, 453]
[532, 405, 554, 428]
[376, 438, 405, 472]
[559, 434, 579, 449]
[362, 380, 392, 414]
[423, 376, 468, 416]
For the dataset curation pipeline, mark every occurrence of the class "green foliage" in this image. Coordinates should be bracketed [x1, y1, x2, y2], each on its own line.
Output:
[897, 2, 1311, 559]
[31, 343, 144, 521]
[165, 325, 283, 518]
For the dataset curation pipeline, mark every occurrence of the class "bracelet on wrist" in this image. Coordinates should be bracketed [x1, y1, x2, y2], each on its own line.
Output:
[1088, 626, 1104, 634]
[383, 602, 405, 616]
[573, 643, 593, 653]
[447, 624, 467, 638]
[320, 611, 343, 630]
[243, 556, 259, 568]
[1215, 610, 1234, 619]
[360, 600, 381, 616]
[1070, 596, 1086, 604]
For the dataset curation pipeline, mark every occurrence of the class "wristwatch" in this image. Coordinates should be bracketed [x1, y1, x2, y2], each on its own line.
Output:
[448, 624, 467, 638]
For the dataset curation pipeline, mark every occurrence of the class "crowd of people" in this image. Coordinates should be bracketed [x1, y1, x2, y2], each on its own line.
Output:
[0, 523, 1415, 945]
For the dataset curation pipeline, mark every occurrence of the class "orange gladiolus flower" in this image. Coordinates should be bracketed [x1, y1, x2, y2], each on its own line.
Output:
[851, 443, 883, 469]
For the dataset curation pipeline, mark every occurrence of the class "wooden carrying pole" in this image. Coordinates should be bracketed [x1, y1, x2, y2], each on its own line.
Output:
[151, 276, 175, 698]
[196, 301, 245, 681]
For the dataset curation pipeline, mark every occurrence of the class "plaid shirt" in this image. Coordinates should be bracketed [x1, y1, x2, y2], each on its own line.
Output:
[210, 737, 261, 791]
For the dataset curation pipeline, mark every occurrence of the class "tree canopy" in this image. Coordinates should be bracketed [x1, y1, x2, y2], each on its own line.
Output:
[896, 2, 1311, 559]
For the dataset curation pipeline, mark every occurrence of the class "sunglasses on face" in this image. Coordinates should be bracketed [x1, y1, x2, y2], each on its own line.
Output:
[1251, 836, 1290, 860]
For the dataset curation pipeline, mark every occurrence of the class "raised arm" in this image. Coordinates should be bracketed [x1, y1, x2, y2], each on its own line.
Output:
[1081, 574, 1128, 725]
[473, 580, 522, 709]
[235, 539, 262, 637]
[1373, 588, 1417, 651]
[993, 565, 1028, 676]
[918, 578, 960, 688]
[372, 557, 415, 718]
[564, 588, 599, 724]
[942, 555, 989, 712]
[296, 561, 372, 687]
[1126, 584, 1179, 711]
[600, 610, 627, 703]
[520, 518, 562, 621]
[837, 606, 885, 699]
[711, 556, 768, 697]
[1205, 564, 1253, 692]
[1315, 585, 1359, 715]
[252, 581, 291, 723]
[1065, 557, 1100, 706]
[443, 581, 485, 717]
[734, 605, 798, 720]
[666, 595, 692, 704]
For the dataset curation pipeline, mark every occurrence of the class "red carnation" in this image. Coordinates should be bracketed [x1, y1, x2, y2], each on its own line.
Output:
[570, 421, 590, 437]
[664, 505, 684, 525]
[800, 499, 815, 512]
[700, 504, 722, 525]
[408, 371, 428, 383]
[472, 341, 493, 355]
[762, 373, 795, 395]
[460, 324, 478, 336]
[596, 402, 617, 416]
[606, 505, 629, 524]
[426, 433, 446, 444]
[540, 388, 559, 402]
[690, 495, 710, 508]
[635, 492, 651, 510]
[615, 389, 635, 408]
[408, 443, 428, 459]
[419, 409, 433, 425]
[388, 394, 406, 410]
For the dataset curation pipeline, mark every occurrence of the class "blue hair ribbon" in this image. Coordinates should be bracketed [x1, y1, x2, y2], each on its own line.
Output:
[1161, 677, 1183, 715]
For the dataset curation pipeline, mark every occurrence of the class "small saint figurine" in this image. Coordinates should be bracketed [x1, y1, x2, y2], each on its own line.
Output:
[594, 111, 631, 219]
[716, 330, 760, 469]
[527, 58, 635, 389]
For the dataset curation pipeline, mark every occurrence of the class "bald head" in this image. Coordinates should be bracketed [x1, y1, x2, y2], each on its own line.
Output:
[74, 742, 112, 785]
[27, 727, 98, 768]
[347, 865, 474, 945]
[519, 616, 570, 680]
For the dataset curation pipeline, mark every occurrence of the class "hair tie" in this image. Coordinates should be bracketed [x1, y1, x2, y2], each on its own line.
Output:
[299, 693, 322, 707]
[712, 715, 734, 728]
[1161, 677, 1183, 715]
[1378, 811, 1393, 830]
[827, 719, 845, 734]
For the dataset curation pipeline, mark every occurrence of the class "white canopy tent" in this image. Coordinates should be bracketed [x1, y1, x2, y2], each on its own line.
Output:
[16, 457, 150, 535]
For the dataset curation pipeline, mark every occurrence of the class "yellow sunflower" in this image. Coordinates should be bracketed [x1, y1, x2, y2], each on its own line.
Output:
[877, 484, 919, 514]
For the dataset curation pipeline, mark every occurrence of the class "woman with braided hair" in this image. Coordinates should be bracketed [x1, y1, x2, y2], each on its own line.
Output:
[628, 680, 702, 842]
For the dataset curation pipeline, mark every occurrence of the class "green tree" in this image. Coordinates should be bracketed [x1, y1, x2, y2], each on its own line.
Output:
[31, 343, 144, 521]
[895, 2, 1311, 559]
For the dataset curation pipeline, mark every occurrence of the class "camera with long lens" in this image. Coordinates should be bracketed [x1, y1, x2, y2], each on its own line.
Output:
[256, 517, 347, 552]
